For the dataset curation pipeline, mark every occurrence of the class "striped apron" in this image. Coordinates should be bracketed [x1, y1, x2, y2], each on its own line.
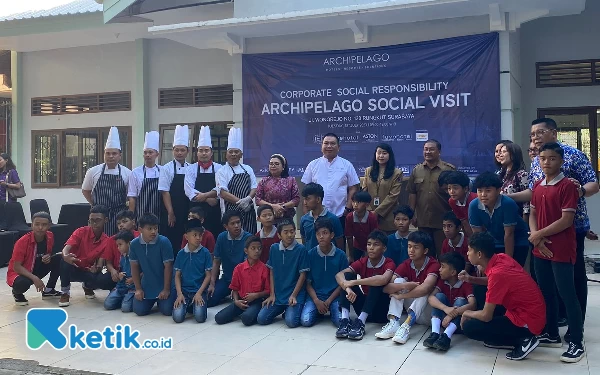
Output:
[191, 164, 223, 237]
[225, 165, 256, 234]
[92, 164, 127, 236]
[137, 165, 161, 222]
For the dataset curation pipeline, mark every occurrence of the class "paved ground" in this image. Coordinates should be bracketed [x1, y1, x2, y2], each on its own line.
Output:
[0, 241, 599, 375]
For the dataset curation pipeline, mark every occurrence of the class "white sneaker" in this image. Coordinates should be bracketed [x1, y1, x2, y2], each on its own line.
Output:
[392, 322, 410, 344]
[375, 319, 401, 339]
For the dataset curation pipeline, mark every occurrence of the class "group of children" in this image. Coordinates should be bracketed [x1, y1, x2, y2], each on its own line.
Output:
[6, 142, 585, 363]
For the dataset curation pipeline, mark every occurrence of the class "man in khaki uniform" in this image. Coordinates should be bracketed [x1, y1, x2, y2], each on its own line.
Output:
[407, 139, 456, 257]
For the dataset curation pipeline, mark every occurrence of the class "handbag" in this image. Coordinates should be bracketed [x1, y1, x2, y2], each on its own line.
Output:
[7, 170, 26, 199]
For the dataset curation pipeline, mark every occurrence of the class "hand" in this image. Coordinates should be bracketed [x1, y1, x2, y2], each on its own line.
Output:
[443, 306, 456, 316]
[236, 197, 250, 210]
[0, 180, 5, 186]
[288, 295, 297, 306]
[447, 308, 460, 319]
[538, 242, 554, 258]
[244, 292, 259, 303]
[272, 204, 285, 217]
[390, 292, 404, 300]
[323, 299, 332, 309]
[411, 217, 417, 227]
[174, 294, 185, 308]
[235, 299, 249, 310]
[207, 283, 215, 298]
[442, 315, 453, 328]
[341, 280, 354, 290]
[262, 295, 275, 307]
[206, 198, 218, 207]
[125, 277, 134, 285]
[528, 230, 545, 246]
[41, 254, 51, 264]
[158, 289, 170, 300]
[62, 253, 78, 265]
[193, 293, 205, 306]
[88, 265, 98, 274]
[460, 314, 471, 329]
[33, 277, 45, 292]
[135, 289, 144, 301]
[345, 288, 357, 303]
[193, 192, 206, 202]
[458, 270, 470, 283]
[405, 282, 420, 290]
[568, 178, 581, 190]
[167, 211, 176, 227]
[315, 299, 328, 314]
[118, 272, 126, 281]
[110, 268, 120, 282]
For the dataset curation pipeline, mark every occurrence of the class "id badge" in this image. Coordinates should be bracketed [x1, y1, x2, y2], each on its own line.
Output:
[373, 197, 380, 206]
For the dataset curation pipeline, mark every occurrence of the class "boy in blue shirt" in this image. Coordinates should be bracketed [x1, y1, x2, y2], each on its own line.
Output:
[207, 210, 252, 307]
[258, 219, 309, 328]
[130, 213, 175, 316]
[385, 205, 412, 266]
[301, 217, 349, 327]
[468, 172, 529, 266]
[300, 183, 344, 251]
[172, 219, 213, 323]
[104, 230, 135, 312]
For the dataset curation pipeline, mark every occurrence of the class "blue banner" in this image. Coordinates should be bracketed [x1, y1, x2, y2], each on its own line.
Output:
[242, 33, 500, 177]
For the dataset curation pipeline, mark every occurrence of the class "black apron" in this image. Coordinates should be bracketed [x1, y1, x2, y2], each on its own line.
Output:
[160, 161, 189, 254]
[92, 164, 127, 236]
[136, 165, 161, 222]
[225, 164, 256, 234]
[191, 164, 223, 237]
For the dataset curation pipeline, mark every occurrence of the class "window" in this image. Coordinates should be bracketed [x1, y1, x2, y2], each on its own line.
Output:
[536, 60, 600, 88]
[32, 127, 131, 188]
[31, 92, 131, 116]
[158, 85, 233, 109]
[0, 98, 9, 154]
[159, 122, 232, 165]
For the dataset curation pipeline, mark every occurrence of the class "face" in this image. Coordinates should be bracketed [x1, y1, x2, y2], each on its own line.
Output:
[258, 209, 274, 226]
[185, 230, 203, 248]
[528, 142, 539, 161]
[447, 184, 467, 201]
[88, 213, 107, 233]
[423, 142, 440, 163]
[304, 194, 320, 211]
[268, 157, 284, 177]
[115, 239, 130, 255]
[173, 146, 189, 162]
[321, 136, 340, 159]
[498, 145, 512, 166]
[467, 246, 481, 267]
[442, 220, 460, 239]
[187, 213, 204, 222]
[224, 216, 242, 238]
[476, 187, 500, 207]
[530, 123, 556, 148]
[494, 143, 504, 164]
[143, 149, 158, 164]
[539, 149, 563, 176]
[375, 147, 390, 165]
[140, 225, 159, 242]
[316, 227, 335, 248]
[31, 217, 50, 236]
[245, 241, 262, 261]
[226, 148, 242, 165]
[279, 224, 296, 246]
[104, 149, 121, 167]
[197, 146, 213, 163]
[117, 218, 135, 232]
[438, 262, 456, 281]
[394, 213, 410, 233]
[352, 201, 368, 212]
[366, 238, 386, 259]
[0, 156, 6, 169]
[408, 241, 428, 260]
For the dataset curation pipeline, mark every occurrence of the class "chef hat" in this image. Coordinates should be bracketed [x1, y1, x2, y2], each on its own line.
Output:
[143, 131, 160, 152]
[173, 125, 189, 147]
[105, 126, 121, 150]
[227, 127, 242, 151]
[198, 126, 213, 148]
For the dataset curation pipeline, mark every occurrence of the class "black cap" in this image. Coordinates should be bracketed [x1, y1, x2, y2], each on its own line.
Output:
[185, 219, 204, 233]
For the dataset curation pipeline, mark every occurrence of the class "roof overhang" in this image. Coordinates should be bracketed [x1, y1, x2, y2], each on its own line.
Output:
[103, 0, 233, 24]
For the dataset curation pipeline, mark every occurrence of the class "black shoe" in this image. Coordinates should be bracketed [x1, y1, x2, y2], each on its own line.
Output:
[558, 317, 568, 327]
[13, 294, 28, 306]
[483, 341, 514, 350]
[537, 333, 562, 348]
[505, 336, 539, 361]
[560, 341, 585, 363]
[348, 319, 365, 340]
[433, 333, 451, 351]
[336, 318, 351, 338]
[423, 332, 440, 348]
[41, 289, 63, 299]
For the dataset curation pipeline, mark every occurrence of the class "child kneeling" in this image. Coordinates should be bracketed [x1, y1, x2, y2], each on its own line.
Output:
[104, 231, 136, 312]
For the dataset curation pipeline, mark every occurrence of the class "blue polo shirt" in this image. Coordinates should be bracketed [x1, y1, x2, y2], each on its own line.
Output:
[468, 195, 529, 248]
[385, 232, 409, 266]
[307, 245, 348, 301]
[115, 254, 134, 293]
[300, 207, 344, 251]
[129, 234, 174, 300]
[174, 245, 212, 294]
[214, 231, 252, 282]
[267, 241, 310, 306]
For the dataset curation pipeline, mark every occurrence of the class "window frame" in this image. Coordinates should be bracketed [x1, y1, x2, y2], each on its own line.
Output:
[31, 91, 132, 116]
[536, 59, 600, 88]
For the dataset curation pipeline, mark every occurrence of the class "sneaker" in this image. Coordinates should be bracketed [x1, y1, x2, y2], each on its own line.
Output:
[41, 289, 63, 299]
[348, 319, 366, 340]
[560, 342, 585, 363]
[83, 287, 95, 299]
[13, 294, 28, 306]
[483, 341, 515, 350]
[392, 322, 410, 344]
[423, 332, 440, 348]
[433, 333, 451, 351]
[505, 336, 539, 361]
[375, 319, 401, 339]
[336, 318, 351, 339]
[537, 333, 562, 348]
[58, 294, 70, 307]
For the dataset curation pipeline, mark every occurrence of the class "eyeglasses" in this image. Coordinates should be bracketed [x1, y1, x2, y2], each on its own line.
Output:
[529, 129, 551, 138]
[528, 148, 538, 153]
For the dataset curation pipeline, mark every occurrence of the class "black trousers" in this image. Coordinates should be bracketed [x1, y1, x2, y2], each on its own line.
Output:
[339, 272, 389, 324]
[59, 260, 116, 291]
[463, 315, 533, 346]
[574, 232, 588, 322]
[12, 256, 60, 295]
[214, 299, 264, 326]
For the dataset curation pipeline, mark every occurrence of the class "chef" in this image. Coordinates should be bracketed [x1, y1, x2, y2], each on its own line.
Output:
[128, 131, 161, 222]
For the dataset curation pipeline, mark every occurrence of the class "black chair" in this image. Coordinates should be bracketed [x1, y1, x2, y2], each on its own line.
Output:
[58, 203, 91, 240]
[29, 199, 70, 254]
[0, 230, 17, 266]
[5, 202, 31, 235]
[30, 199, 52, 221]
[0, 202, 7, 230]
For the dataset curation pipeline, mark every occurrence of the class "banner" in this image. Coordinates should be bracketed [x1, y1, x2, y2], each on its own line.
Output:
[242, 33, 500, 177]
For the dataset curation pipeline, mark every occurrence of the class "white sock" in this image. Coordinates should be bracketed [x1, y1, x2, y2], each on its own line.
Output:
[61, 286, 70, 296]
[431, 317, 441, 334]
[358, 312, 368, 323]
[444, 323, 457, 338]
[341, 308, 350, 320]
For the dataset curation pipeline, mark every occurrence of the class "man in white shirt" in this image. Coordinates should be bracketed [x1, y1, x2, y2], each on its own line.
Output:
[82, 127, 132, 236]
[128, 131, 161, 222]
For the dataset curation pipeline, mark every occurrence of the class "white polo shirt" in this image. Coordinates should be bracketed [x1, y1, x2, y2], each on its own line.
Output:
[82, 163, 132, 191]
[301, 155, 360, 217]
[158, 160, 190, 192]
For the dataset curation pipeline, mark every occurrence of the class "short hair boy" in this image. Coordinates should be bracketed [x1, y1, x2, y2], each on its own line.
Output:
[301, 218, 349, 327]
[256, 205, 280, 263]
[530, 142, 584, 363]
[214, 236, 270, 326]
[446, 171, 477, 237]
[376, 231, 439, 344]
[469, 172, 529, 266]
[257, 219, 309, 328]
[345, 191, 379, 262]
[172, 219, 213, 323]
[385, 206, 412, 266]
[207, 210, 252, 307]
[461, 232, 545, 361]
[180, 206, 216, 254]
[104, 230, 136, 312]
[300, 183, 344, 251]
[103, 210, 139, 288]
[129, 213, 175, 316]
[335, 230, 395, 340]
[423, 252, 476, 351]
[441, 211, 471, 273]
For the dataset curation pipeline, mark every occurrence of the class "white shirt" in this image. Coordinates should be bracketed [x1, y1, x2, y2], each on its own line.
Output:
[127, 165, 161, 198]
[82, 163, 132, 191]
[216, 163, 258, 193]
[184, 162, 223, 201]
[301, 155, 360, 217]
[158, 160, 190, 192]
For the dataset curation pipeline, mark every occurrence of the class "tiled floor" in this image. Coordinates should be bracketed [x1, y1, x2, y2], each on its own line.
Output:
[0, 241, 599, 375]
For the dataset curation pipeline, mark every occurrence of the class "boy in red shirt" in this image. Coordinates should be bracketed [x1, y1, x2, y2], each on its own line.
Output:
[345, 191, 379, 262]
[461, 232, 545, 361]
[256, 205, 279, 263]
[441, 211, 472, 274]
[446, 171, 477, 237]
[529, 142, 584, 363]
[180, 206, 216, 254]
[104, 210, 139, 282]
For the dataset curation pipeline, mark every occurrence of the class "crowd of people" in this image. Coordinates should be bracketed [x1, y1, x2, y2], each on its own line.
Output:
[5, 117, 599, 365]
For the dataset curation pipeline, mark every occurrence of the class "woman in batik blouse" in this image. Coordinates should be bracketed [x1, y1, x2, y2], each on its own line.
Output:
[255, 154, 300, 225]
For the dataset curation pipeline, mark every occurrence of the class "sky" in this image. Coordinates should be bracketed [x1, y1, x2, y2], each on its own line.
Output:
[0, 0, 77, 17]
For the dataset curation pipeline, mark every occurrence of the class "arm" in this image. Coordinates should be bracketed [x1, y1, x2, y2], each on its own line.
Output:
[175, 269, 183, 297]
[13, 262, 43, 288]
[461, 219, 473, 237]
[503, 225, 515, 258]
[529, 206, 538, 232]
[220, 190, 241, 204]
[408, 194, 416, 211]
[455, 296, 477, 315]
[197, 269, 212, 296]
[351, 270, 393, 287]
[506, 189, 532, 203]
[131, 262, 143, 299]
[346, 185, 358, 210]
[262, 269, 276, 307]
[335, 267, 354, 288]
[306, 281, 320, 303]
[583, 181, 600, 197]
[428, 288, 454, 313]
[290, 272, 307, 300]
[249, 188, 257, 200]
[462, 302, 495, 323]
[536, 211, 575, 239]
[82, 190, 93, 205]
[128, 197, 136, 213]
[161, 262, 173, 298]
[161, 191, 175, 225]
[210, 258, 221, 287]
[396, 274, 437, 299]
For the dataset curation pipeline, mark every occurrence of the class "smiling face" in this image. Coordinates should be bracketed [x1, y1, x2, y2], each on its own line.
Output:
[494, 143, 504, 164]
[498, 145, 512, 167]
[423, 142, 440, 163]
[321, 136, 340, 160]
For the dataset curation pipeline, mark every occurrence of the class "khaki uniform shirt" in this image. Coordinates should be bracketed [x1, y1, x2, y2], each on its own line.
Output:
[362, 167, 404, 232]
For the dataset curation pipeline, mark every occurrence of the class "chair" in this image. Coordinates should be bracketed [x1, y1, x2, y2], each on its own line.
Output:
[0, 231, 17, 266]
[30, 199, 52, 221]
[5, 202, 31, 235]
[0, 203, 7, 230]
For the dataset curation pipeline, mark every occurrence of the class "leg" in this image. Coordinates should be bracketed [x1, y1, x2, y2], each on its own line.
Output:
[431, 293, 450, 333]
[329, 300, 341, 327]
[300, 299, 320, 327]
[215, 302, 243, 325]
[573, 232, 587, 322]
[92, 272, 117, 291]
[284, 303, 304, 328]
[534, 257, 559, 338]
[206, 278, 231, 308]
[240, 299, 264, 326]
[104, 289, 125, 311]
[257, 304, 286, 325]
[158, 292, 177, 316]
[121, 291, 134, 313]
[463, 315, 532, 346]
[410, 295, 432, 326]
[192, 293, 208, 323]
[133, 298, 157, 316]
[12, 276, 34, 295]
[385, 278, 406, 320]
[172, 299, 188, 323]
[552, 261, 583, 344]
[45, 255, 61, 290]
[449, 297, 469, 330]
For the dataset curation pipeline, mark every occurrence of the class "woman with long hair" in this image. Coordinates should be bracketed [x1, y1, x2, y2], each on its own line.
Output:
[496, 142, 529, 219]
[0, 153, 20, 203]
[255, 153, 300, 224]
[494, 139, 513, 171]
[362, 143, 403, 233]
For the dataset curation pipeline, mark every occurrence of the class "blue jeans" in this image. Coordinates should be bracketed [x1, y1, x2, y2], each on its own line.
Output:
[431, 293, 468, 328]
[206, 278, 232, 308]
[133, 293, 176, 316]
[300, 299, 341, 327]
[104, 288, 134, 312]
[172, 291, 208, 323]
[257, 303, 304, 328]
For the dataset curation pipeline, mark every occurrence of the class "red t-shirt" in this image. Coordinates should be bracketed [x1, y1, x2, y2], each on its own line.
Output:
[449, 192, 478, 221]
[531, 176, 578, 264]
[256, 227, 280, 264]
[441, 233, 470, 264]
[394, 256, 440, 283]
[7, 231, 54, 287]
[485, 253, 546, 335]
[66, 226, 109, 269]
[349, 256, 395, 295]
[180, 229, 216, 254]
[345, 211, 379, 252]
[229, 260, 270, 299]
[435, 278, 473, 304]
[104, 230, 140, 271]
